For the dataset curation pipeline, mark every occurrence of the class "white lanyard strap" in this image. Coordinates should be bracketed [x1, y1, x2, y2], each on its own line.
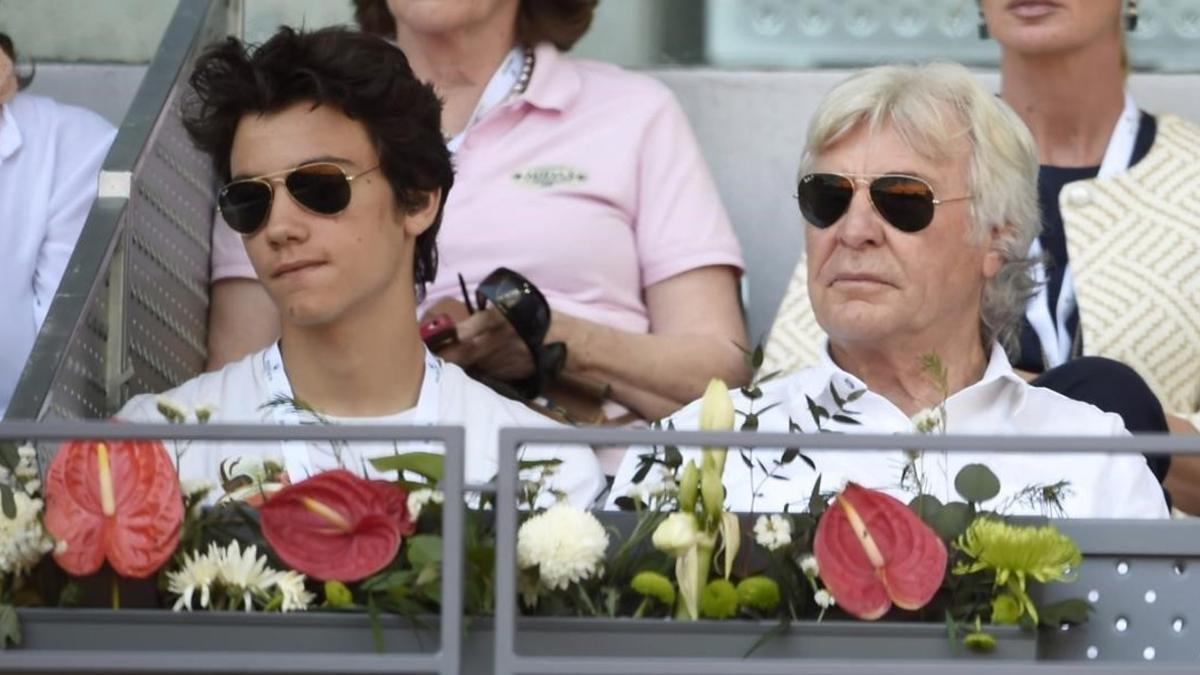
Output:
[445, 46, 525, 154]
[1025, 93, 1139, 367]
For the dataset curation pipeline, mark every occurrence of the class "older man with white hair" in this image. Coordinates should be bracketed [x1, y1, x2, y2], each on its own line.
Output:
[609, 62, 1167, 518]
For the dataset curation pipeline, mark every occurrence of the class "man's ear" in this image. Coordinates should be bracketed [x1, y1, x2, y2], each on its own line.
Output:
[981, 222, 1009, 279]
[401, 188, 442, 238]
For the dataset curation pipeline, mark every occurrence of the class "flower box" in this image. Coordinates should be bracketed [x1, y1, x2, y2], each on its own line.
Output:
[9, 608, 1035, 673]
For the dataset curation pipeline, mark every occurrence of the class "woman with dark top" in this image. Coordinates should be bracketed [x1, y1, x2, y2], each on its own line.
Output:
[981, 0, 1200, 511]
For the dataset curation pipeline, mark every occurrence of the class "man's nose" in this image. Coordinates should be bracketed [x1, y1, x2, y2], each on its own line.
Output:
[835, 185, 885, 249]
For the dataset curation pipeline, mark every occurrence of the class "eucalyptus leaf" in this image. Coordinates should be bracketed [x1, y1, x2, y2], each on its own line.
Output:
[908, 494, 943, 525]
[369, 452, 444, 482]
[780, 447, 799, 464]
[739, 450, 753, 469]
[741, 414, 759, 431]
[933, 502, 974, 541]
[845, 388, 866, 402]
[752, 345, 765, 369]
[830, 414, 861, 426]
[954, 464, 1001, 503]
[1037, 598, 1094, 627]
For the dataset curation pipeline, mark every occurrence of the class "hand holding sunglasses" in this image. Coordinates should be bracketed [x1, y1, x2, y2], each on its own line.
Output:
[218, 161, 379, 235]
[796, 172, 971, 233]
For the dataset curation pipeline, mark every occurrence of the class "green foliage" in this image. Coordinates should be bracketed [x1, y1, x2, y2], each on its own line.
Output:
[369, 452, 444, 483]
[0, 604, 18, 649]
[954, 464, 1001, 504]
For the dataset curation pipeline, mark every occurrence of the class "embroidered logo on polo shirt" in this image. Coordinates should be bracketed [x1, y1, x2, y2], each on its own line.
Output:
[512, 165, 587, 188]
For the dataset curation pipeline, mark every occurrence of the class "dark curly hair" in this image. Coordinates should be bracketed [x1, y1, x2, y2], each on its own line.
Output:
[0, 32, 36, 90]
[352, 0, 598, 51]
[182, 26, 453, 290]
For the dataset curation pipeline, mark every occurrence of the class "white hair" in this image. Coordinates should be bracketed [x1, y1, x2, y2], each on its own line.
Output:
[799, 62, 1041, 354]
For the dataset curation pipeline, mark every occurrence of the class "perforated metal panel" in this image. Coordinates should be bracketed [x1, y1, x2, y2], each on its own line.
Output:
[1041, 521, 1200, 663]
[123, 87, 215, 398]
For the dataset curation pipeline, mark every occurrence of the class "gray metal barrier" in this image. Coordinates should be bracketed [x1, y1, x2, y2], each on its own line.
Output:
[496, 428, 1200, 674]
[4, 0, 226, 422]
[0, 421, 467, 675]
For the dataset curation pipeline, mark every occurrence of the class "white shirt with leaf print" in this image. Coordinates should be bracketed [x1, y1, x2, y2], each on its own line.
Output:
[608, 343, 1168, 519]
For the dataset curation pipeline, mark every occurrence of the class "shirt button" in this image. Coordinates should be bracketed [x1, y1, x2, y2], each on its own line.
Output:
[1067, 186, 1092, 207]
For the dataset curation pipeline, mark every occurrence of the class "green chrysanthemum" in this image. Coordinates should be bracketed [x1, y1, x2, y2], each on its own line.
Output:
[324, 580, 353, 608]
[736, 576, 780, 612]
[953, 518, 1082, 624]
[631, 570, 676, 605]
[699, 579, 739, 619]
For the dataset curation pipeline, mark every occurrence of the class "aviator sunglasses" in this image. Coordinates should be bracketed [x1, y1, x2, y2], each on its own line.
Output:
[796, 172, 971, 233]
[218, 162, 380, 235]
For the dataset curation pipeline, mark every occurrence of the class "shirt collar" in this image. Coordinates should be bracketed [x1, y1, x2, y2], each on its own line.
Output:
[802, 340, 1027, 420]
[0, 101, 23, 163]
[519, 42, 580, 112]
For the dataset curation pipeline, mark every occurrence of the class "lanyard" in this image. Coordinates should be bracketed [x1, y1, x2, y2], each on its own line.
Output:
[445, 46, 525, 154]
[259, 343, 444, 480]
[1025, 92, 1140, 367]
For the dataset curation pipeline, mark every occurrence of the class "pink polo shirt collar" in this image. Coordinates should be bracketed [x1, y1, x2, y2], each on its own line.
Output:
[520, 42, 581, 113]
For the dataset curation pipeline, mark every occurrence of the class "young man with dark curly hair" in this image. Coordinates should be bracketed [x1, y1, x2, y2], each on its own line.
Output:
[118, 26, 603, 506]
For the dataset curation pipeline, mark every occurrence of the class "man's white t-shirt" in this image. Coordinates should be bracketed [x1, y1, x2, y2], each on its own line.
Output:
[609, 343, 1169, 519]
[117, 345, 605, 507]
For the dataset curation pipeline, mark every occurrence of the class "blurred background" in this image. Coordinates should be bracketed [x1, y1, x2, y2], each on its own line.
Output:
[5, 0, 1200, 127]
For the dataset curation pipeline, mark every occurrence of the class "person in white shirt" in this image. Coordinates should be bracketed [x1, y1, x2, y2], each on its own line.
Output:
[0, 34, 116, 417]
[610, 62, 1167, 519]
[116, 27, 604, 507]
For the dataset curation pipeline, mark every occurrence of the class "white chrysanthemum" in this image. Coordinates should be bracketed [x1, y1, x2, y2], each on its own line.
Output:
[0, 492, 54, 576]
[407, 488, 444, 521]
[814, 589, 836, 608]
[167, 549, 219, 611]
[271, 570, 315, 613]
[516, 503, 609, 591]
[799, 554, 819, 578]
[911, 407, 943, 434]
[753, 514, 792, 552]
[215, 541, 276, 612]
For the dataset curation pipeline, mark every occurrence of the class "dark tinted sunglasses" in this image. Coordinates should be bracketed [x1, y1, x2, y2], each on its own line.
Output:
[218, 162, 379, 235]
[796, 172, 971, 233]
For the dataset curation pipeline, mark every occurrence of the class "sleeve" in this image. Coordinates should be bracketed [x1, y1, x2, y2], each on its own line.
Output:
[1093, 420, 1170, 519]
[32, 107, 116, 327]
[210, 212, 258, 281]
[632, 90, 744, 288]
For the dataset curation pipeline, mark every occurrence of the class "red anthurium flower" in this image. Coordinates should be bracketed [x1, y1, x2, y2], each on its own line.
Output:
[43, 440, 183, 578]
[813, 482, 947, 620]
[259, 469, 414, 582]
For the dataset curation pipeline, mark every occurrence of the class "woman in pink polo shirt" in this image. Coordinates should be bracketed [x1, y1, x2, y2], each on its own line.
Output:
[207, 0, 749, 468]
